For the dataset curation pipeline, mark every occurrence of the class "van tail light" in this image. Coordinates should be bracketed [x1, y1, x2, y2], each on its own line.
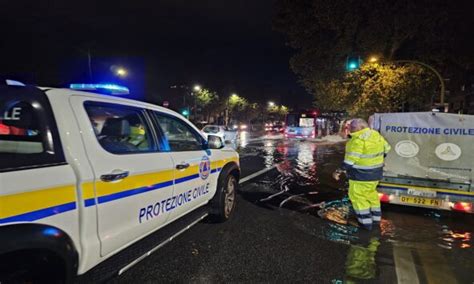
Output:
[452, 202, 473, 212]
[378, 193, 390, 203]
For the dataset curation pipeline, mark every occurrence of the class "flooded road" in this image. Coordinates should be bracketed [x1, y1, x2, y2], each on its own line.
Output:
[239, 137, 474, 283]
[117, 134, 474, 283]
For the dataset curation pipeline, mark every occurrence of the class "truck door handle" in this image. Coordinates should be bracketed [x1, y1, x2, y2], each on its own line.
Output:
[176, 163, 190, 170]
[100, 171, 130, 182]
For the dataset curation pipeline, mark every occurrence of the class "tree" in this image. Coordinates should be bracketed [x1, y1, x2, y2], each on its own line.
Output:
[195, 88, 215, 107]
[279, 105, 289, 117]
[321, 63, 437, 118]
[228, 94, 248, 110]
[239, 102, 261, 125]
[273, 0, 474, 113]
[228, 94, 248, 123]
[194, 88, 219, 122]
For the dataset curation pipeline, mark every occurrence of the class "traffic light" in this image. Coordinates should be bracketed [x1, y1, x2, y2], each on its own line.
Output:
[346, 56, 361, 71]
[181, 107, 190, 117]
[181, 109, 189, 116]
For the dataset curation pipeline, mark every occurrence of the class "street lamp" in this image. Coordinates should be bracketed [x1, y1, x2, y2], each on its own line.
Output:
[268, 101, 275, 107]
[369, 56, 378, 63]
[115, 67, 128, 78]
[193, 85, 201, 92]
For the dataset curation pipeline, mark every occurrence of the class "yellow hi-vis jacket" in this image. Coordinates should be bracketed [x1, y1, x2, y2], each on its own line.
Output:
[342, 128, 391, 181]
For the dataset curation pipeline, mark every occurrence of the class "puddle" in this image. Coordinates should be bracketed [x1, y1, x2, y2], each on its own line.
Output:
[242, 138, 474, 282]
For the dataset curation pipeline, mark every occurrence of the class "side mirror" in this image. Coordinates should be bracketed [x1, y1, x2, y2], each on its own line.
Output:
[207, 135, 224, 149]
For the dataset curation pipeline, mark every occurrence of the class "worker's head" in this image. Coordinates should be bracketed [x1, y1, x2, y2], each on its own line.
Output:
[349, 118, 369, 133]
[130, 125, 145, 136]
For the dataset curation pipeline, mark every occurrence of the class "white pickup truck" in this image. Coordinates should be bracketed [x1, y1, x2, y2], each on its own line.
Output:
[0, 82, 240, 282]
[371, 112, 474, 213]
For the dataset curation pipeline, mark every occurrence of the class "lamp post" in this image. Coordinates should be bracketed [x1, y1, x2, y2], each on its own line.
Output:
[170, 84, 202, 120]
[191, 85, 202, 121]
[267, 101, 277, 123]
[226, 94, 238, 125]
[396, 60, 445, 105]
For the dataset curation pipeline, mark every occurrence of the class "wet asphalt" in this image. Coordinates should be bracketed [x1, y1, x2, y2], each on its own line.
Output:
[114, 133, 474, 283]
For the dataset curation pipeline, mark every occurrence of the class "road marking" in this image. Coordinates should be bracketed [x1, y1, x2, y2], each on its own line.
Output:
[239, 165, 277, 184]
[418, 248, 458, 284]
[393, 246, 420, 284]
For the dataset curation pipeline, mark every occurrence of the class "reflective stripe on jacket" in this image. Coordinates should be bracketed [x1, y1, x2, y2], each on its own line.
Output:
[342, 128, 391, 181]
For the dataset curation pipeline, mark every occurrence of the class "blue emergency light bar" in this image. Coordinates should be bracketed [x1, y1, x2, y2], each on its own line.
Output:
[69, 83, 130, 95]
[5, 79, 26, 86]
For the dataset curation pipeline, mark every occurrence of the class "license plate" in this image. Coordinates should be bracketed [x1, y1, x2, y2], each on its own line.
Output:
[400, 195, 442, 207]
[407, 188, 437, 198]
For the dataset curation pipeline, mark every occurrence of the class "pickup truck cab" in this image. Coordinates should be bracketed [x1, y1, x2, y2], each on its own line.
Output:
[0, 83, 240, 282]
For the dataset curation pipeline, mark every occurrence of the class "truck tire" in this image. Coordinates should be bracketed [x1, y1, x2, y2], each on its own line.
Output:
[209, 173, 237, 222]
[0, 250, 66, 284]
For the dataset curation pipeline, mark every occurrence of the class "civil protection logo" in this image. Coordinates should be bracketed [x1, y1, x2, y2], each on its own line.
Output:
[199, 156, 211, 180]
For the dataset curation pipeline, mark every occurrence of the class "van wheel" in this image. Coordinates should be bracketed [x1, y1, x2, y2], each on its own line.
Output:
[210, 174, 237, 222]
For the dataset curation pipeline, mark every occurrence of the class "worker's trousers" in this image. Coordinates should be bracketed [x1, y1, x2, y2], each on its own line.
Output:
[348, 180, 381, 230]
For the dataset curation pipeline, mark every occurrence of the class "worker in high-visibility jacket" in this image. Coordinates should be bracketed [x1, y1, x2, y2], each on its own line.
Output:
[334, 118, 391, 230]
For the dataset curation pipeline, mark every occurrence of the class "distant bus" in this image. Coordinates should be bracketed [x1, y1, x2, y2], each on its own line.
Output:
[284, 111, 317, 139]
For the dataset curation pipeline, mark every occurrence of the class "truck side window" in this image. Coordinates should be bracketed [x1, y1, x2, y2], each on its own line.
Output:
[0, 86, 66, 172]
[84, 102, 155, 154]
[0, 102, 43, 154]
[153, 112, 204, 152]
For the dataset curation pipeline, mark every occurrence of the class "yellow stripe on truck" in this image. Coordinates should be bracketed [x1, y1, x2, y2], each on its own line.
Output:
[96, 169, 174, 197]
[0, 158, 238, 223]
[174, 165, 199, 179]
[81, 182, 95, 200]
[0, 185, 76, 219]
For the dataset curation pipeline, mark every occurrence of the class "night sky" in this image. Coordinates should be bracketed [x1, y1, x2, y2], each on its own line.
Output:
[0, 0, 310, 106]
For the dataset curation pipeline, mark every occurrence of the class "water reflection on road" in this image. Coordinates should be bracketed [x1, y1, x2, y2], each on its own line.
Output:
[239, 137, 474, 283]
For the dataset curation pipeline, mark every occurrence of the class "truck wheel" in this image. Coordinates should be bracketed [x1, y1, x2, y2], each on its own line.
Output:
[209, 174, 237, 222]
[0, 251, 65, 284]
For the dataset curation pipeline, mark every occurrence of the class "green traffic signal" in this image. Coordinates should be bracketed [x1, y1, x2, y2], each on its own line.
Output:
[346, 56, 361, 71]
[181, 109, 190, 116]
